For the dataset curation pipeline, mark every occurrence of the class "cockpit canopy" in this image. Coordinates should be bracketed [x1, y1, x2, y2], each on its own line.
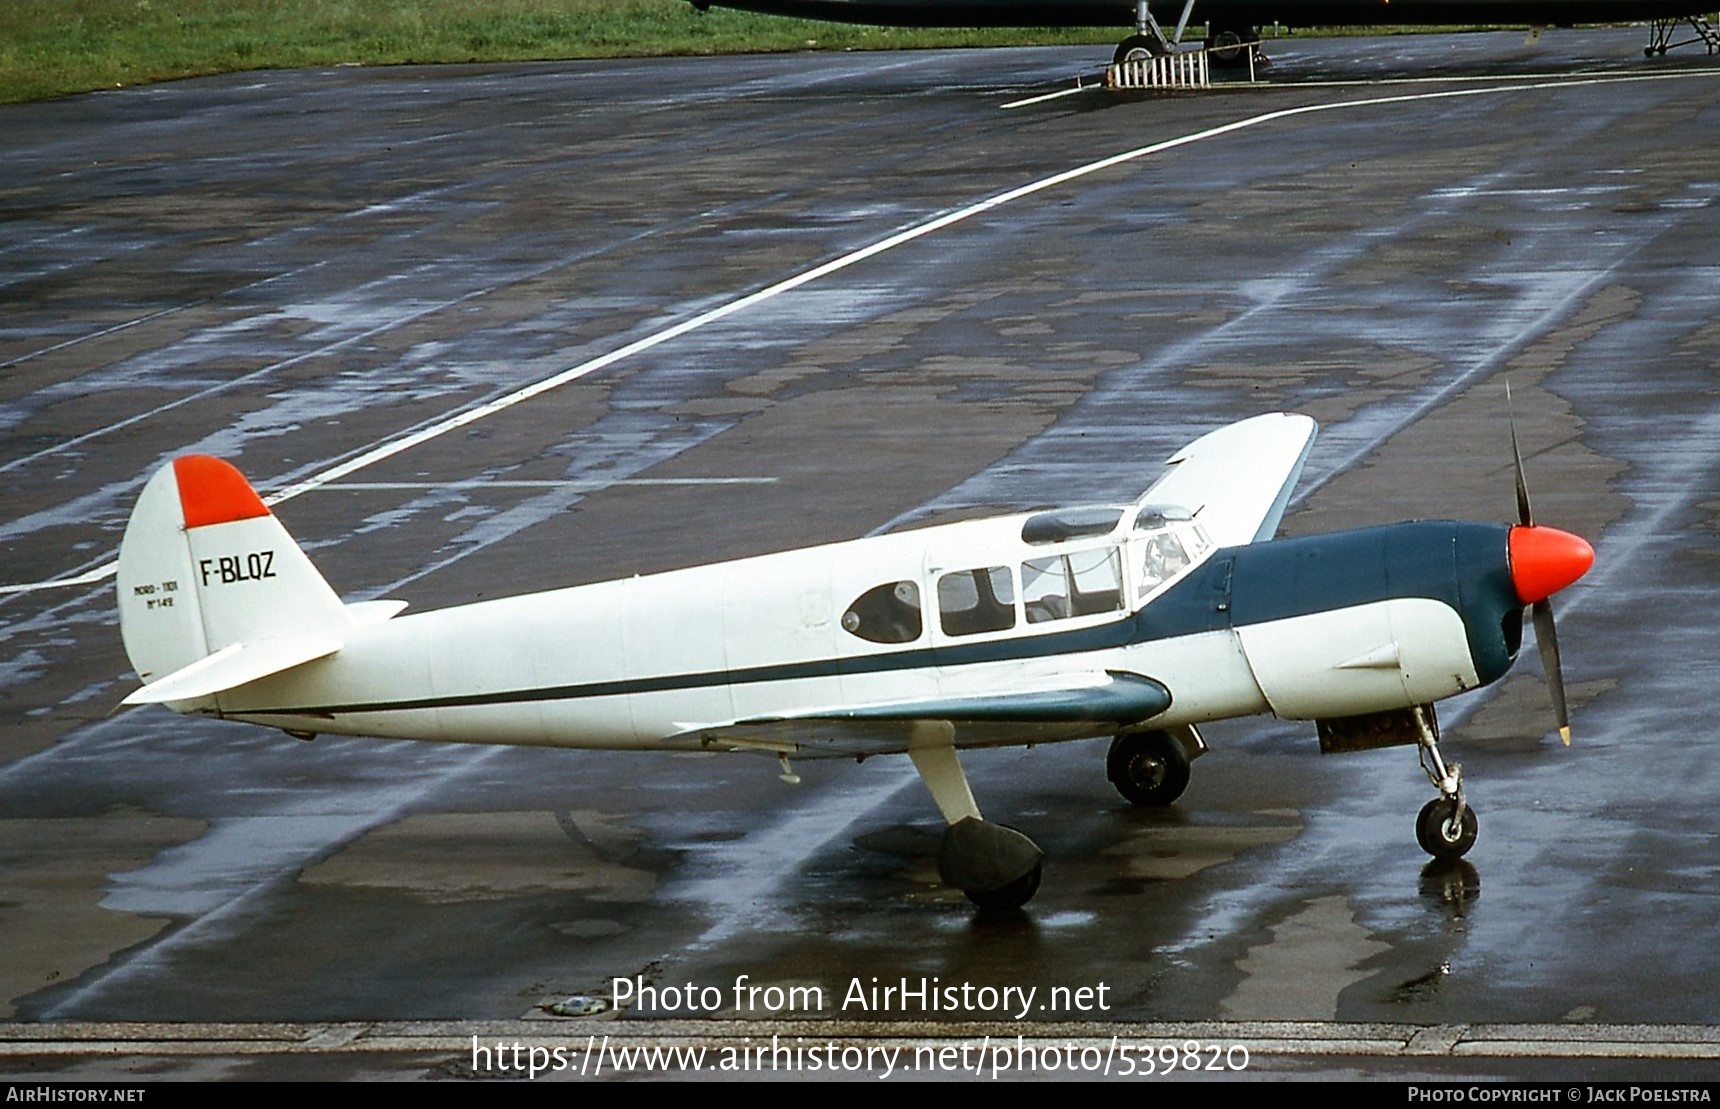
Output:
[1133, 503, 1194, 531]
[1133, 503, 1212, 596]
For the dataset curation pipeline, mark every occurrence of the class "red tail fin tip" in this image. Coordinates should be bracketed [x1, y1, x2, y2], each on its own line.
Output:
[172, 456, 270, 529]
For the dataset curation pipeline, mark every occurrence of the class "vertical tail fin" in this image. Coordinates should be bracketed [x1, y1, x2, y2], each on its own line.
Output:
[117, 456, 356, 707]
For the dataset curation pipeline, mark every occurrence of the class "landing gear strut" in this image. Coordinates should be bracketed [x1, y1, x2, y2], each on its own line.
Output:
[1114, 0, 1175, 65]
[910, 735, 1043, 911]
[1112, 4, 1267, 71]
[1645, 15, 1720, 56]
[1413, 705, 1478, 859]
[1114, 0, 1220, 64]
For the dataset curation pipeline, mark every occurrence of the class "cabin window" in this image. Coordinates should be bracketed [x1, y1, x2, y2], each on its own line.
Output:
[937, 566, 1016, 637]
[841, 581, 923, 644]
[1022, 548, 1124, 624]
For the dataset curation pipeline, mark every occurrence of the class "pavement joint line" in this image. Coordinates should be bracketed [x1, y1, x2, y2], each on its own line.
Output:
[302, 1024, 371, 1050]
[9, 66, 1717, 600]
[1405, 1024, 1468, 1054]
[3, 1022, 1720, 1058]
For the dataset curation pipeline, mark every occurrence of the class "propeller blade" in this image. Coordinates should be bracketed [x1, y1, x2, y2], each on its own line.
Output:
[1507, 382, 1534, 527]
[1508, 384, 1584, 743]
[1532, 597, 1570, 745]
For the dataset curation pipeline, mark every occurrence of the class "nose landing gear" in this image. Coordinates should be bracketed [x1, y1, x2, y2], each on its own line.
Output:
[1413, 705, 1477, 860]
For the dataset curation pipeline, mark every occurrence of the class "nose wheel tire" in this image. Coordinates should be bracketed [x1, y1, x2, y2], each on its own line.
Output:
[1416, 797, 1479, 859]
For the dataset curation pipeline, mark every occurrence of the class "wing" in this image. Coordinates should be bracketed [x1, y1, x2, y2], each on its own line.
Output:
[675, 671, 1171, 760]
[1138, 413, 1318, 546]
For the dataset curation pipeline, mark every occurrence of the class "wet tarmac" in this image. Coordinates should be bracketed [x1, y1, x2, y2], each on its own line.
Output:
[3, 26, 1720, 1080]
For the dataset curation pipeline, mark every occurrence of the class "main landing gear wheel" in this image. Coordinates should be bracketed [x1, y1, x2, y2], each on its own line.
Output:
[1203, 23, 1265, 67]
[1114, 34, 1170, 65]
[938, 817, 1046, 912]
[1107, 731, 1191, 807]
[964, 860, 1043, 912]
[1206, 29, 1247, 63]
[1416, 797, 1479, 860]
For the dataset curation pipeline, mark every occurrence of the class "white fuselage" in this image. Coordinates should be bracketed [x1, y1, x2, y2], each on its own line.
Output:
[216, 507, 1480, 754]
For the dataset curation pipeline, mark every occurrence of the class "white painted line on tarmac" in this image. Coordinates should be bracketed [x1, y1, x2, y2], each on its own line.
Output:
[1000, 82, 1094, 108]
[8, 67, 1718, 598]
[0, 564, 117, 595]
[317, 478, 779, 491]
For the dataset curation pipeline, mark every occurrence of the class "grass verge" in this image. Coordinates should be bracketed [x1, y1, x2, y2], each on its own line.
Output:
[0, 0, 1122, 104]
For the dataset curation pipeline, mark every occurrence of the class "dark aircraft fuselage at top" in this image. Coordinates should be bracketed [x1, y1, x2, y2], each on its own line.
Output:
[695, 0, 1713, 30]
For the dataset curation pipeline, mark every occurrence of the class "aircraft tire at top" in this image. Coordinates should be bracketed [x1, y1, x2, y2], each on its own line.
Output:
[1204, 25, 1261, 67]
[1416, 797, 1479, 859]
[1207, 29, 1247, 63]
[1114, 34, 1170, 66]
[1106, 730, 1191, 807]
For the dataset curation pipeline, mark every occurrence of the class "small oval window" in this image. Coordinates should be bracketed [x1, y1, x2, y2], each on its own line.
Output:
[841, 581, 923, 644]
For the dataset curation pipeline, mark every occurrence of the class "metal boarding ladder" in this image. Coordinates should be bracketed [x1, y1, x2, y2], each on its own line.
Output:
[1106, 49, 1211, 91]
[1646, 14, 1720, 56]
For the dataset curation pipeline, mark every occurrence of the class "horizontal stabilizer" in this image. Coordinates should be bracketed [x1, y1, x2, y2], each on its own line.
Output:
[346, 599, 409, 624]
[122, 634, 344, 705]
